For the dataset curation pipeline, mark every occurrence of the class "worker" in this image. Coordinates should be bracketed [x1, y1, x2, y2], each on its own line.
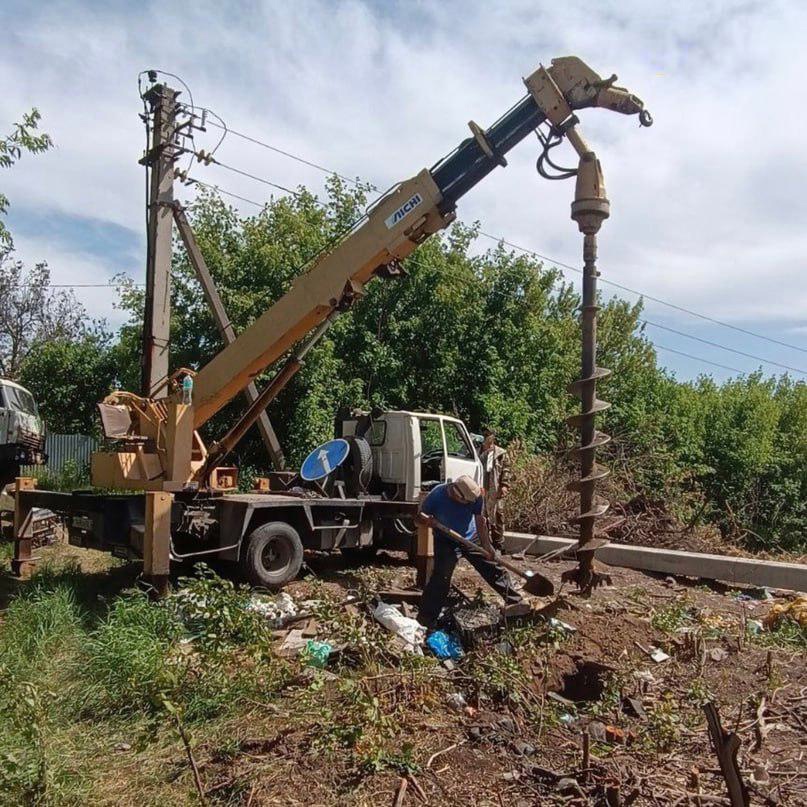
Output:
[479, 427, 511, 551]
[416, 475, 530, 627]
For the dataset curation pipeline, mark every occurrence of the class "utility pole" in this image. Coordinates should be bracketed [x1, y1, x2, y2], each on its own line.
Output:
[138, 80, 286, 467]
[141, 83, 177, 397]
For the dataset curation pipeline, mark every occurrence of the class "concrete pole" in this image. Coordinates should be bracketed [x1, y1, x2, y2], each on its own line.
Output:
[141, 83, 177, 397]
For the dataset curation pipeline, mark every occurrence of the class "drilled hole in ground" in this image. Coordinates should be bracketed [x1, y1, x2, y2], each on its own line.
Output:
[557, 660, 610, 702]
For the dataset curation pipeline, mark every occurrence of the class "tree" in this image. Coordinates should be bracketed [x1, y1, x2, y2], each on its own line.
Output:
[18, 333, 117, 434]
[1, 109, 53, 249]
[0, 255, 87, 378]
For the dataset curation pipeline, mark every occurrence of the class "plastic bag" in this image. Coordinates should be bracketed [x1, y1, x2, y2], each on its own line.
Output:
[372, 602, 426, 651]
[426, 630, 463, 659]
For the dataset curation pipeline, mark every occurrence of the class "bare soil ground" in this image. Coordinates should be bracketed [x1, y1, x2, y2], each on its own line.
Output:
[4, 539, 806, 806]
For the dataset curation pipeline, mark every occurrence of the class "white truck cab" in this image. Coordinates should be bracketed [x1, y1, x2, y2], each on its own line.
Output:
[0, 379, 46, 484]
[343, 410, 482, 500]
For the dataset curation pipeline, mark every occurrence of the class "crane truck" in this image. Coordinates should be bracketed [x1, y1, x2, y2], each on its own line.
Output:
[11, 57, 650, 591]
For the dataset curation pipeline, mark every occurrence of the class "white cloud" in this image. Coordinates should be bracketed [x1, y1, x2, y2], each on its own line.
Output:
[1, 0, 805, 378]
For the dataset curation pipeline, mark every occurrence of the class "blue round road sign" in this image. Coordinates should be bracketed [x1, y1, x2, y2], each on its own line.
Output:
[300, 438, 350, 481]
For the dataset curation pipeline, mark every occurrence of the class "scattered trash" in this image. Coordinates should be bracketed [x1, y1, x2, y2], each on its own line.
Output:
[559, 713, 576, 727]
[446, 692, 468, 711]
[373, 602, 426, 652]
[746, 619, 764, 636]
[453, 602, 501, 646]
[635, 641, 670, 663]
[557, 777, 585, 797]
[278, 629, 309, 655]
[502, 770, 521, 782]
[427, 630, 464, 660]
[764, 596, 807, 630]
[605, 725, 635, 745]
[469, 711, 518, 743]
[709, 647, 729, 662]
[548, 617, 578, 634]
[633, 670, 656, 686]
[622, 696, 646, 719]
[248, 592, 298, 626]
[302, 640, 332, 669]
[493, 639, 514, 655]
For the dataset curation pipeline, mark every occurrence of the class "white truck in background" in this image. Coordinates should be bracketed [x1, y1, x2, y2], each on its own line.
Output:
[0, 379, 46, 486]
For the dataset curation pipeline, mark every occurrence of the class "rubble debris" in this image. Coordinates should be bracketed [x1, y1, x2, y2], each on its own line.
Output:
[372, 601, 426, 652]
[248, 591, 297, 625]
[278, 629, 309, 656]
[635, 641, 670, 663]
[621, 696, 646, 719]
[446, 692, 468, 711]
[548, 617, 578, 634]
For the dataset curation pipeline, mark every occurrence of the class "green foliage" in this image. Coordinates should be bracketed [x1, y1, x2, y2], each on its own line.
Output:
[19, 334, 117, 434]
[753, 617, 807, 650]
[103, 182, 806, 551]
[0, 109, 53, 249]
[29, 459, 91, 492]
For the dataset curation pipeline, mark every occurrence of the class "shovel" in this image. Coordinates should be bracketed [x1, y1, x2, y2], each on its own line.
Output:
[429, 518, 554, 597]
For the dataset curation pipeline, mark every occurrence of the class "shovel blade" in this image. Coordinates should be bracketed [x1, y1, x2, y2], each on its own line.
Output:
[522, 570, 555, 597]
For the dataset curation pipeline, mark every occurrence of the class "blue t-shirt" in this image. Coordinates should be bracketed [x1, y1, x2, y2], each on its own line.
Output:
[421, 483, 483, 541]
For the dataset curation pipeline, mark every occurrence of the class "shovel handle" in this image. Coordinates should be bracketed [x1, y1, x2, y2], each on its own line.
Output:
[429, 518, 529, 582]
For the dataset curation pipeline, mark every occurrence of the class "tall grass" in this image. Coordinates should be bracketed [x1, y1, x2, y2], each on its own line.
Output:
[0, 561, 292, 805]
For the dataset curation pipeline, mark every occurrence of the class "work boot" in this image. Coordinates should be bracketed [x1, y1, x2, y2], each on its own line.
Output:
[501, 601, 531, 618]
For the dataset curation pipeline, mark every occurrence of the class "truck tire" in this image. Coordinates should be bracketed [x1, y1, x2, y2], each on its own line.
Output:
[343, 436, 373, 496]
[240, 521, 304, 589]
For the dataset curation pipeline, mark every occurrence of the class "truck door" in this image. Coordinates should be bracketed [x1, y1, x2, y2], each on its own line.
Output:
[441, 418, 482, 485]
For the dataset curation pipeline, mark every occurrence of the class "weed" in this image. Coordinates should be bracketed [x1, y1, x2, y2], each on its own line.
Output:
[753, 617, 807, 650]
[651, 600, 693, 634]
[685, 678, 714, 706]
[645, 692, 682, 752]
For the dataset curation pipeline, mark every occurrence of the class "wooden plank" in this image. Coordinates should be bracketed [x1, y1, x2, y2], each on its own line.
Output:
[11, 477, 37, 576]
[504, 531, 807, 592]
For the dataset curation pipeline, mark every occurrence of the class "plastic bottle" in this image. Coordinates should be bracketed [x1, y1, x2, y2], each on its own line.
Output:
[181, 374, 193, 405]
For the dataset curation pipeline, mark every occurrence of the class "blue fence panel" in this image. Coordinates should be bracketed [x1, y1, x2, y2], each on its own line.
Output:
[21, 433, 98, 475]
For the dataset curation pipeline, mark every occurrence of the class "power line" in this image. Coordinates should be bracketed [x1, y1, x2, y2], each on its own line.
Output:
[480, 233, 807, 356]
[182, 175, 266, 209]
[194, 116, 806, 359]
[174, 175, 778, 380]
[205, 119, 372, 189]
[642, 319, 807, 376]
[652, 343, 745, 374]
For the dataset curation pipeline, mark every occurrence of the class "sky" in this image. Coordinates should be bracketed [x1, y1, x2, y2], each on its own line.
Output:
[1, 0, 806, 383]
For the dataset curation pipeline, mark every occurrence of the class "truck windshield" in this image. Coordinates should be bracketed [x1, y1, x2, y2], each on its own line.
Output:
[2, 385, 38, 415]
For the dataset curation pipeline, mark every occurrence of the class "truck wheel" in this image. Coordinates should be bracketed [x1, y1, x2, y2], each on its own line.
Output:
[240, 521, 304, 589]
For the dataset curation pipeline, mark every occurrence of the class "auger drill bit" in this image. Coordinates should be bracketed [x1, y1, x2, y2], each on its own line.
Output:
[520, 57, 650, 594]
[560, 150, 613, 595]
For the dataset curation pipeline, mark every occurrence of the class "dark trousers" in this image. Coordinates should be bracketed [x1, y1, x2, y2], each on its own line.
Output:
[419, 533, 523, 627]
